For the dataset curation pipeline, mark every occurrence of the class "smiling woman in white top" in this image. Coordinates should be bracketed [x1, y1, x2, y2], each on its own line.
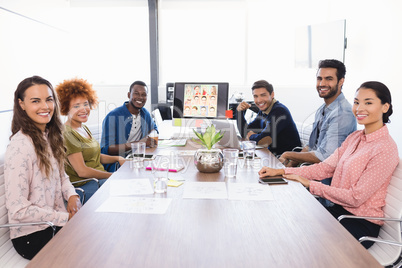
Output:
[5, 76, 81, 260]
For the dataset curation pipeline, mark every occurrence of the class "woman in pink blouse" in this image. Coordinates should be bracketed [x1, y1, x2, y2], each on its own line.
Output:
[259, 81, 399, 248]
[5, 76, 81, 259]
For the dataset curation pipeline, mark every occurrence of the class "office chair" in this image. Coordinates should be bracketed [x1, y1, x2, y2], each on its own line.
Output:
[72, 178, 99, 204]
[157, 103, 172, 121]
[338, 159, 402, 267]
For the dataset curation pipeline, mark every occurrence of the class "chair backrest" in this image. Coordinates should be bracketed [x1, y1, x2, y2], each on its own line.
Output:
[0, 163, 12, 253]
[368, 159, 402, 266]
[295, 120, 314, 147]
[0, 162, 30, 267]
[157, 104, 172, 121]
[152, 108, 163, 127]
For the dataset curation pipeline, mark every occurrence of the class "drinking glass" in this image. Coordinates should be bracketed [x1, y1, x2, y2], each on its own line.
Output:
[131, 142, 146, 168]
[242, 141, 256, 166]
[151, 157, 170, 193]
[223, 149, 239, 178]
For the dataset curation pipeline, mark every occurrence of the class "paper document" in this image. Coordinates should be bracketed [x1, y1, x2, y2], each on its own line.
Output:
[228, 183, 274, 201]
[157, 150, 197, 156]
[110, 179, 154, 196]
[158, 139, 187, 147]
[182, 182, 227, 199]
[96, 197, 172, 214]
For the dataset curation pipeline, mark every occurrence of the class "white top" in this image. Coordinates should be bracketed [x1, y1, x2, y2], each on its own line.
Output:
[127, 114, 142, 142]
[5, 131, 77, 238]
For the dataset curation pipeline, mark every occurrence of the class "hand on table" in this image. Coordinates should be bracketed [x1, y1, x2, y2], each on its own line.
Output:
[67, 195, 82, 220]
[258, 167, 284, 178]
[146, 136, 158, 148]
[117, 156, 126, 167]
[283, 174, 310, 188]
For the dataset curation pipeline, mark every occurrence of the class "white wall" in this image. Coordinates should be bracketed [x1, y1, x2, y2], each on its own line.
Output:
[0, 111, 12, 163]
[224, 0, 402, 152]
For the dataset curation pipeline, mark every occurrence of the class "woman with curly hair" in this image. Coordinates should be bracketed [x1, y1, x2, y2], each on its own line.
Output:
[5, 76, 81, 259]
[56, 78, 125, 203]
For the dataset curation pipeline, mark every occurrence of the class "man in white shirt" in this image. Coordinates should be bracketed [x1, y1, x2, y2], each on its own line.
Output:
[101, 81, 158, 171]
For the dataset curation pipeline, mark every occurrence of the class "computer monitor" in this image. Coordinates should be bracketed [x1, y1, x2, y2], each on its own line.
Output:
[173, 82, 229, 119]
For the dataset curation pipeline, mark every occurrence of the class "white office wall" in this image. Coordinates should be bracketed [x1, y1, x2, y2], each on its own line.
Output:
[159, 0, 246, 84]
[159, 0, 402, 152]
[271, 0, 402, 151]
[0, 0, 150, 113]
[1, 0, 402, 152]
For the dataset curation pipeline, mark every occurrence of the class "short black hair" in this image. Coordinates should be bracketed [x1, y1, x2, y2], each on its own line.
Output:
[318, 59, 346, 81]
[129, 80, 147, 92]
[252, 80, 274, 94]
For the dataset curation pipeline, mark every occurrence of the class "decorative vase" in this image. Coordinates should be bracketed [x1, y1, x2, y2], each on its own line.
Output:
[194, 148, 224, 173]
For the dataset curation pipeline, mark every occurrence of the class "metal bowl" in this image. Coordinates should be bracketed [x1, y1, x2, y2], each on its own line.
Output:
[194, 149, 224, 173]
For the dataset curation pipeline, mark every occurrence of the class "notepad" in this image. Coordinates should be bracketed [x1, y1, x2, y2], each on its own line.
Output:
[167, 180, 184, 187]
[158, 139, 187, 147]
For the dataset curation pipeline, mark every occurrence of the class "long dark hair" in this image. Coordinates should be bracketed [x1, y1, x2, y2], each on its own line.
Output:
[358, 81, 393, 123]
[11, 76, 65, 177]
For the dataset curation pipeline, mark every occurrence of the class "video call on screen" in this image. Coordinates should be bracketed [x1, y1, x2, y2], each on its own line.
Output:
[183, 84, 218, 118]
[173, 82, 229, 119]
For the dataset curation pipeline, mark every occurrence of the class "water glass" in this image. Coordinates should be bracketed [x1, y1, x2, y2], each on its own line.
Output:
[131, 142, 146, 168]
[242, 141, 256, 166]
[223, 149, 239, 178]
[151, 157, 169, 193]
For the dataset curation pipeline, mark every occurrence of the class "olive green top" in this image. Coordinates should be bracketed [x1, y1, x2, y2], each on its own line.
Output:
[63, 124, 105, 186]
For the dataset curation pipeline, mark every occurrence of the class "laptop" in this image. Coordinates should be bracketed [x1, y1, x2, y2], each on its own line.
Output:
[211, 120, 242, 149]
[212, 119, 266, 150]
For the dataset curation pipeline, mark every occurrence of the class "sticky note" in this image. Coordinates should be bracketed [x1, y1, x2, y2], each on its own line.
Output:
[225, 110, 233, 119]
[195, 119, 203, 127]
[168, 180, 184, 187]
[173, 118, 182, 126]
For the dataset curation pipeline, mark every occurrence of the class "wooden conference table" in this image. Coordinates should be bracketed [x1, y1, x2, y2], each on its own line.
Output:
[28, 140, 381, 268]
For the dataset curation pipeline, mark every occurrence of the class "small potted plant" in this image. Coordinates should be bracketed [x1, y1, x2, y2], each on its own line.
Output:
[193, 124, 225, 173]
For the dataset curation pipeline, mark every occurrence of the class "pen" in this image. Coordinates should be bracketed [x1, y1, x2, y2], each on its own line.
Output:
[145, 166, 182, 172]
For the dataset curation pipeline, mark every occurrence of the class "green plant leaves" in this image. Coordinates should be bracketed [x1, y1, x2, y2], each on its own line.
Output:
[192, 124, 225, 150]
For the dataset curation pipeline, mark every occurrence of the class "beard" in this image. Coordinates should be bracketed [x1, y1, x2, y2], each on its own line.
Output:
[317, 82, 340, 100]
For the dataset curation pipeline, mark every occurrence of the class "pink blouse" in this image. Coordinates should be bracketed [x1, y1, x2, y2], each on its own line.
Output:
[285, 125, 399, 225]
[4, 131, 78, 239]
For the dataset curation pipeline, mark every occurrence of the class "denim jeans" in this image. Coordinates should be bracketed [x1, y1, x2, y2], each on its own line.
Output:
[76, 179, 107, 204]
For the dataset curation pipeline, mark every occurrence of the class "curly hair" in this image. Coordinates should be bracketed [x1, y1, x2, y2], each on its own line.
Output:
[12, 76, 65, 177]
[55, 78, 98, 115]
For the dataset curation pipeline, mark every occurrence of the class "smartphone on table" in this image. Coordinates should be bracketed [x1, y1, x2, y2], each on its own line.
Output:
[126, 153, 156, 160]
[258, 176, 288, 185]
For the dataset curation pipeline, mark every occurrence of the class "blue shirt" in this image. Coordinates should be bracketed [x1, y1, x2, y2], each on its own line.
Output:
[101, 102, 158, 171]
[307, 92, 356, 161]
[247, 101, 301, 156]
